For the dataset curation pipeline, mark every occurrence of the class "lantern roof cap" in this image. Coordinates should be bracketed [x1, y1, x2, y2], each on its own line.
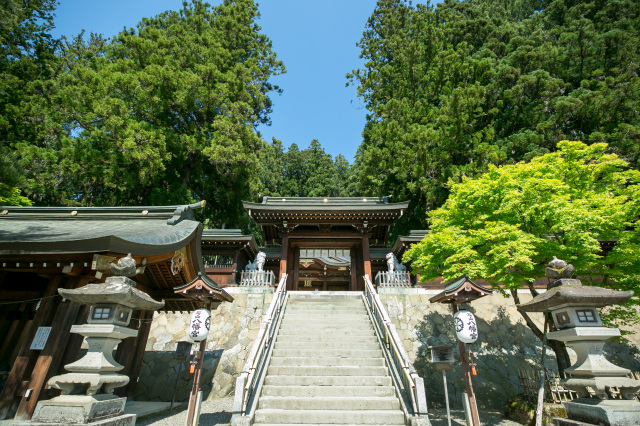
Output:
[429, 274, 493, 305]
[59, 276, 165, 310]
[517, 280, 633, 312]
[173, 272, 233, 303]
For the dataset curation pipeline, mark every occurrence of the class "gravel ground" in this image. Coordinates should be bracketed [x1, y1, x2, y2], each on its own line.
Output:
[136, 397, 523, 426]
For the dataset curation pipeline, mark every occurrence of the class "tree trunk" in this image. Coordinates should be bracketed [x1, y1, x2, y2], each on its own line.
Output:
[547, 336, 571, 377]
[511, 290, 571, 376]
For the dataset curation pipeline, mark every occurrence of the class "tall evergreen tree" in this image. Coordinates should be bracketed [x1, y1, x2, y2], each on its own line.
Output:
[18, 0, 285, 228]
[350, 0, 640, 233]
[0, 0, 59, 205]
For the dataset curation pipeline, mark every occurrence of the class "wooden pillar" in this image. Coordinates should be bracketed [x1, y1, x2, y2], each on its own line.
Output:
[231, 252, 239, 283]
[14, 299, 81, 420]
[114, 312, 141, 398]
[279, 234, 288, 281]
[350, 248, 357, 291]
[293, 246, 300, 292]
[125, 310, 153, 401]
[0, 303, 31, 368]
[362, 234, 372, 284]
[0, 276, 63, 420]
[53, 305, 89, 388]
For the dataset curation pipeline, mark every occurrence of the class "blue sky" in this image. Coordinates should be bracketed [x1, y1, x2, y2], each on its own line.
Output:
[50, 0, 389, 162]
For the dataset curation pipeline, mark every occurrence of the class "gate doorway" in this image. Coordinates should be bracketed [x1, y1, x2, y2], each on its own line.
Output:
[296, 248, 351, 291]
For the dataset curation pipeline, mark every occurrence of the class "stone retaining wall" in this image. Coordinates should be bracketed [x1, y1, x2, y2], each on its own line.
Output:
[133, 286, 640, 410]
[378, 288, 640, 410]
[135, 287, 273, 402]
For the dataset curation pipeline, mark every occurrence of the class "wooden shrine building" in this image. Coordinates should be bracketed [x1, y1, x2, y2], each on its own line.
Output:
[0, 202, 230, 420]
[242, 196, 410, 291]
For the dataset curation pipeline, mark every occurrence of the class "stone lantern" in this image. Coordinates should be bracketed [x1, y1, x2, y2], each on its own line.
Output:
[518, 257, 640, 426]
[30, 254, 164, 425]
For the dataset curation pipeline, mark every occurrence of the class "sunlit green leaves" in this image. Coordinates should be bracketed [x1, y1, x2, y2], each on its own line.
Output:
[405, 141, 640, 323]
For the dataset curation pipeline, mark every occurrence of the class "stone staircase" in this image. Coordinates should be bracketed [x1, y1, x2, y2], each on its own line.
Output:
[253, 291, 406, 426]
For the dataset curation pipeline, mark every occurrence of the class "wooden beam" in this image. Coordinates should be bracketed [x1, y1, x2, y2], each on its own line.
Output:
[0, 291, 44, 302]
[55, 305, 89, 378]
[14, 300, 81, 420]
[126, 310, 153, 402]
[0, 304, 31, 370]
[0, 276, 62, 420]
[114, 315, 140, 399]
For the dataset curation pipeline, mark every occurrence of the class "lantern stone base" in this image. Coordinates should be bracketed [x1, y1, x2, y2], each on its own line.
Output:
[30, 394, 131, 425]
[553, 399, 640, 426]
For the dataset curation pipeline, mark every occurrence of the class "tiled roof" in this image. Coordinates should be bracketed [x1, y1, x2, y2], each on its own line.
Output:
[0, 203, 204, 255]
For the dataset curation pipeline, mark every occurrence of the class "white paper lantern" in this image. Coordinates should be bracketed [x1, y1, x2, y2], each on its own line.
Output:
[454, 310, 478, 344]
[188, 308, 211, 342]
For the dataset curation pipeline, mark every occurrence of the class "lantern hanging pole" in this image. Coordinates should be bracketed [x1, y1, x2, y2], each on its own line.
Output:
[186, 300, 211, 426]
[451, 303, 480, 426]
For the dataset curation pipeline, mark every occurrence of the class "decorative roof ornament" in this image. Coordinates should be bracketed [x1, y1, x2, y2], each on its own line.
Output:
[544, 256, 575, 280]
[110, 253, 144, 277]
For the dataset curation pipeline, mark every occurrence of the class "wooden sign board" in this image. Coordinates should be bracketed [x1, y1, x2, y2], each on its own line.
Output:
[429, 345, 454, 363]
[30, 326, 52, 350]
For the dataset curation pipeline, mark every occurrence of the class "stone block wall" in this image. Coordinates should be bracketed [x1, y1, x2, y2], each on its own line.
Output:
[378, 288, 640, 410]
[135, 287, 273, 402]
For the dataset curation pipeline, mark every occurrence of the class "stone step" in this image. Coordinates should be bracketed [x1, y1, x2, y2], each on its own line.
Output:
[253, 409, 405, 425]
[264, 375, 393, 387]
[261, 385, 397, 398]
[258, 396, 400, 411]
[286, 305, 367, 315]
[285, 310, 369, 321]
[267, 365, 388, 377]
[276, 334, 376, 344]
[279, 326, 373, 334]
[279, 320, 373, 328]
[288, 297, 362, 303]
[287, 299, 364, 307]
[269, 356, 385, 367]
[274, 341, 381, 351]
[271, 348, 383, 358]
[279, 324, 375, 336]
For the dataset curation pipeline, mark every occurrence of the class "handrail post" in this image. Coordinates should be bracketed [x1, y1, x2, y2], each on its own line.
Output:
[362, 275, 428, 423]
[231, 274, 288, 425]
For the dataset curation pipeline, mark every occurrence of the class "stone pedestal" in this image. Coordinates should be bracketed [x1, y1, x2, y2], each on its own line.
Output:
[554, 399, 640, 426]
[31, 395, 131, 425]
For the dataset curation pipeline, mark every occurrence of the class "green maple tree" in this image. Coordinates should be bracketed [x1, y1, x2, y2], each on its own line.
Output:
[404, 141, 640, 373]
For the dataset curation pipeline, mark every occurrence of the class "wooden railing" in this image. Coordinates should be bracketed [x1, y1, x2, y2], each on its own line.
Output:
[240, 270, 275, 286]
[231, 274, 288, 425]
[363, 275, 428, 420]
[375, 270, 411, 287]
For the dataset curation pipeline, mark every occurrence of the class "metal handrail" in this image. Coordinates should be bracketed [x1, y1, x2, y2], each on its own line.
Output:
[232, 274, 288, 423]
[363, 274, 428, 417]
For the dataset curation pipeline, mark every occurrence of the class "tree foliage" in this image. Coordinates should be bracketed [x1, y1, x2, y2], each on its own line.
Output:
[404, 141, 640, 371]
[15, 0, 285, 227]
[0, 0, 58, 204]
[349, 0, 640, 234]
[259, 139, 357, 198]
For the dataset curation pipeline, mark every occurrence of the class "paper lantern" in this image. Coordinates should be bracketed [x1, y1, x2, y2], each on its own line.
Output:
[454, 310, 478, 343]
[188, 308, 211, 342]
